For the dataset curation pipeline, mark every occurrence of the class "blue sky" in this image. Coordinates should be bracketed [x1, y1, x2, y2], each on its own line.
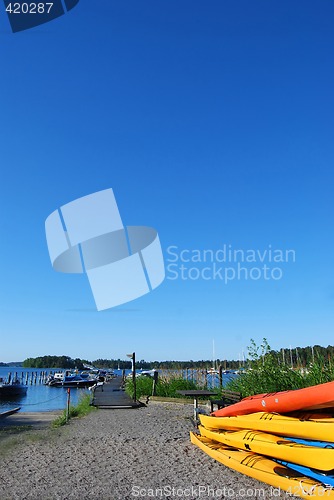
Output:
[0, 1, 333, 363]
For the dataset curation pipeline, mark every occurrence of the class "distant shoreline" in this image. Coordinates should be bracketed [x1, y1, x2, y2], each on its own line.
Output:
[0, 362, 23, 367]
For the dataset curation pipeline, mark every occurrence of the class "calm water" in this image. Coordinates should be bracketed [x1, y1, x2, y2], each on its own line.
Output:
[0, 367, 237, 413]
[0, 367, 121, 414]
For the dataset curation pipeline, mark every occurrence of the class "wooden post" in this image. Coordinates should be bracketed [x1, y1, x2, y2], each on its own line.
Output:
[193, 396, 199, 422]
[219, 365, 223, 389]
[132, 352, 136, 402]
[203, 369, 207, 389]
[152, 370, 158, 396]
[66, 388, 71, 422]
[127, 352, 136, 401]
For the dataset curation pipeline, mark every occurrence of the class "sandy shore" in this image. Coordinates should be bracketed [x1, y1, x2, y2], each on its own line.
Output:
[0, 402, 284, 500]
[0, 411, 61, 429]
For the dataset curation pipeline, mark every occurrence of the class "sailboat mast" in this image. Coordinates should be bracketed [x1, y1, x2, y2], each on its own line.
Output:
[290, 345, 293, 368]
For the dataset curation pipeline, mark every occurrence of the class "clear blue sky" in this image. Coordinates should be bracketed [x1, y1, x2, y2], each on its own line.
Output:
[0, 1, 333, 363]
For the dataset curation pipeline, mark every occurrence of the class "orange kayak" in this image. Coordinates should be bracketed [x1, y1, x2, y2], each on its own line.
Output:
[213, 380, 334, 417]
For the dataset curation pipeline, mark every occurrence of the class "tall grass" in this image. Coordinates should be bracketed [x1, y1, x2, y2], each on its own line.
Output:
[125, 375, 201, 399]
[52, 394, 96, 427]
[129, 339, 334, 400]
[226, 338, 334, 397]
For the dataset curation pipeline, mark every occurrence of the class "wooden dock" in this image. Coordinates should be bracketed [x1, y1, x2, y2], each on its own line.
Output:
[92, 377, 144, 409]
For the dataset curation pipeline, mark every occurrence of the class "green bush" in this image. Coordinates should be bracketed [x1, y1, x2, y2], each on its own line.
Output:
[226, 339, 334, 397]
[125, 375, 200, 399]
[304, 355, 334, 386]
[52, 394, 96, 428]
[128, 340, 334, 401]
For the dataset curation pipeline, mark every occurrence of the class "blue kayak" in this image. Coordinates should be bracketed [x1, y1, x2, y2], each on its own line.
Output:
[288, 437, 334, 449]
[277, 460, 334, 487]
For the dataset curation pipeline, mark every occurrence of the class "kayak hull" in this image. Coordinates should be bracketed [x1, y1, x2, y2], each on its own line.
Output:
[213, 381, 334, 417]
[198, 425, 334, 471]
[200, 412, 334, 442]
[190, 432, 334, 499]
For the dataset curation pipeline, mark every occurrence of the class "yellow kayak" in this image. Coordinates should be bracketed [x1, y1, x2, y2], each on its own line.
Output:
[191, 432, 334, 499]
[200, 412, 334, 442]
[199, 425, 334, 471]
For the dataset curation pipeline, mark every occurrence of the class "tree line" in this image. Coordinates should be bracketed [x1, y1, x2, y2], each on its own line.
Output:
[22, 355, 90, 369]
[273, 344, 334, 368]
[21, 344, 334, 370]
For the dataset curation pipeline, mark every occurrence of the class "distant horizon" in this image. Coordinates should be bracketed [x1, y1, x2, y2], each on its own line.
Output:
[1, 340, 332, 366]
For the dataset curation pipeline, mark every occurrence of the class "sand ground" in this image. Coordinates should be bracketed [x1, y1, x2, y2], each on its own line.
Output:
[0, 402, 285, 500]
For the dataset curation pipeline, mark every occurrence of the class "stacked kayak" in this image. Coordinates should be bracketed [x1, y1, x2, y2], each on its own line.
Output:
[200, 411, 334, 441]
[190, 381, 334, 499]
[212, 380, 334, 417]
[191, 433, 334, 499]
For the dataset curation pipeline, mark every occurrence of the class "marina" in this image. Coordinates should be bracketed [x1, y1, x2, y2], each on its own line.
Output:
[0, 366, 236, 414]
[0, 367, 110, 414]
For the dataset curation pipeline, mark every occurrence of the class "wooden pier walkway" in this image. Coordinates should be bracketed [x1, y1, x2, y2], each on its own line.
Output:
[92, 377, 144, 409]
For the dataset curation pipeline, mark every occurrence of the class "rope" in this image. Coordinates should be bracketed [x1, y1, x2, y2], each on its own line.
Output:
[298, 480, 317, 496]
[17, 394, 64, 406]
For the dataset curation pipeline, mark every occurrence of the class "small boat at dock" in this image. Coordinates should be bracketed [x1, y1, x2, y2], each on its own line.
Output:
[0, 378, 28, 398]
[0, 407, 20, 418]
[46, 370, 100, 388]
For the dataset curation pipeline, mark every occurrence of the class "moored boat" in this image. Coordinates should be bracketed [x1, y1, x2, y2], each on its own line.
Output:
[0, 378, 28, 398]
[46, 370, 100, 387]
[0, 407, 20, 417]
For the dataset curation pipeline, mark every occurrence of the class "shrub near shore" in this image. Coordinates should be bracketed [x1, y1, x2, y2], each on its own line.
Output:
[52, 394, 96, 427]
[127, 339, 334, 401]
[125, 376, 200, 400]
[226, 338, 334, 397]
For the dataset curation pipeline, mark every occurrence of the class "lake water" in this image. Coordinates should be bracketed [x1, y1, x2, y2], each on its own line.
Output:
[0, 367, 237, 413]
[0, 367, 125, 414]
